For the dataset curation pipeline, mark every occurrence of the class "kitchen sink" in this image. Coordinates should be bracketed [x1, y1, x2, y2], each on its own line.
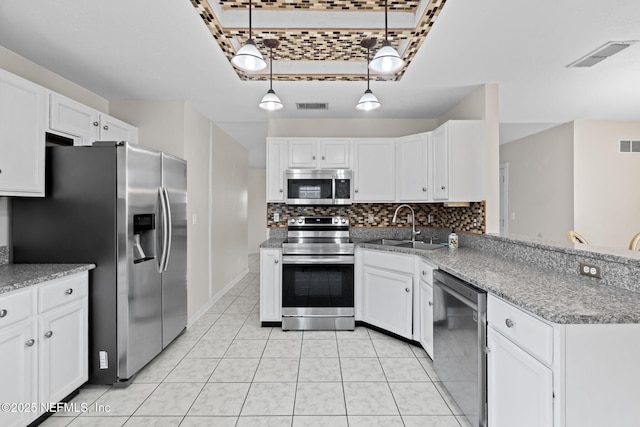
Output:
[363, 239, 446, 250]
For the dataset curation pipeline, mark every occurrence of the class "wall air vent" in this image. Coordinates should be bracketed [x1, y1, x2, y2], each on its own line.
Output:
[296, 103, 329, 110]
[567, 41, 637, 68]
[619, 140, 640, 153]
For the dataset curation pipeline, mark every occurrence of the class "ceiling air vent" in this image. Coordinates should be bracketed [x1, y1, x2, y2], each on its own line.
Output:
[567, 41, 637, 68]
[296, 103, 329, 110]
[619, 140, 640, 153]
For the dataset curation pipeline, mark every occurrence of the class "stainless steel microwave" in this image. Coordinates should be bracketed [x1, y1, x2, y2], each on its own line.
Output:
[285, 169, 353, 205]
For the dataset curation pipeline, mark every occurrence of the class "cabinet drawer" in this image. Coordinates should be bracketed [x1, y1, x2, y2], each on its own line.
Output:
[38, 274, 88, 314]
[488, 295, 554, 365]
[363, 250, 413, 274]
[0, 288, 32, 329]
[418, 260, 436, 285]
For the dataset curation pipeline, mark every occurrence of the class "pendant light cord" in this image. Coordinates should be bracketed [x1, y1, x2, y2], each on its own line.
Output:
[384, 0, 388, 41]
[269, 48, 273, 90]
[249, 0, 253, 39]
[366, 48, 371, 90]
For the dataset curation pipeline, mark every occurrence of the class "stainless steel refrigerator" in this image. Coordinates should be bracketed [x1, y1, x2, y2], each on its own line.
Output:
[11, 141, 187, 385]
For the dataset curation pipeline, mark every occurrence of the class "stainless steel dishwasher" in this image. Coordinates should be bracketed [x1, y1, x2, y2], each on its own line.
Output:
[433, 270, 487, 427]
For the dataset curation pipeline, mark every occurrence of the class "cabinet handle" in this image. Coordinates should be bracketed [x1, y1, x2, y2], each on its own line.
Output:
[25, 339, 35, 347]
[422, 187, 427, 192]
[65, 288, 74, 295]
[0, 309, 7, 318]
[505, 318, 515, 328]
[405, 288, 410, 293]
[44, 330, 54, 338]
[428, 301, 432, 307]
[274, 259, 279, 264]
[93, 121, 99, 126]
[103, 125, 109, 130]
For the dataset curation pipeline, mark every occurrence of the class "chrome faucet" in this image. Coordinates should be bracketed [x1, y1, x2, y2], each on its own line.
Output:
[392, 204, 420, 242]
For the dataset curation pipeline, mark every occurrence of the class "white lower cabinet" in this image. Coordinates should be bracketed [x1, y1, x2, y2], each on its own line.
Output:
[361, 250, 414, 339]
[487, 327, 553, 427]
[0, 272, 88, 426]
[259, 248, 282, 323]
[418, 280, 434, 358]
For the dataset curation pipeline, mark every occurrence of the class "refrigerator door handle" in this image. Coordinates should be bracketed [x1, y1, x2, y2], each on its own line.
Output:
[158, 186, 169, 273]
[162, 186, 173, 272]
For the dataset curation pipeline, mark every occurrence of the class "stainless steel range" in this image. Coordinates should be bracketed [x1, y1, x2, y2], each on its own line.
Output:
[281, 216, 355, 331]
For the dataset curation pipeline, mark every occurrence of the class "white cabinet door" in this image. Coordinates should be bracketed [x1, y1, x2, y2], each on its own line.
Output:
[419, 281, 434, 358]
[260, 249, 282, 322]
[0, 70, 46, 196]
[101, 115, 138, 144]
[362, 265, 413, 339]
[266, 138, 286, 202]
[288, 139, 317, 168]
[487, 327, 553, 427]
[432, 124, 449, 200]
[397, 133, 430, 201]
[49, 92, 100, 142]
[0, 321, 37, 427]
[354, 139, 396, 202]
[318, 138, 350, 169]
[39, 301, 88, 405]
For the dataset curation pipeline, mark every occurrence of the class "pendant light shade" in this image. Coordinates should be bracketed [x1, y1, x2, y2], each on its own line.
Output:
[231, 0, 267, 72]
[356, 38, 381, 111]
[356, 89, 381, 111]
[369, 0, 404, 74]
[231, 39, 266, 72]
[259, 39, 284, 111]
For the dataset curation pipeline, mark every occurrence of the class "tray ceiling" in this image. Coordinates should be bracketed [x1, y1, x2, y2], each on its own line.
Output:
[190, 0, 447, 81]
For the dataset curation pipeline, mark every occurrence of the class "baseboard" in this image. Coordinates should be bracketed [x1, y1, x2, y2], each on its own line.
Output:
[187, 268, 250, 327]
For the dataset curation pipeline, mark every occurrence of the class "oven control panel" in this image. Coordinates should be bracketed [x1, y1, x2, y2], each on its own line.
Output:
[288, 216, 349, 226]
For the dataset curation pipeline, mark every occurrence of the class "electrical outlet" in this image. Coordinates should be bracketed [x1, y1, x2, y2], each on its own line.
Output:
[428, 214, 433, 224]
[473, 218, 478, 228]
[273, 213, 279, 222]
[368, 213, 375, 223]
[579, 262, 602, 279]
[407, 213, 412, 224]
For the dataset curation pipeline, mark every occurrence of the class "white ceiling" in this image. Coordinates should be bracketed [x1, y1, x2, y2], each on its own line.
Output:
[1, 0, 639, 167]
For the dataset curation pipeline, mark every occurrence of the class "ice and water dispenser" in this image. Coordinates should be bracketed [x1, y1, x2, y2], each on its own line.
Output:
[133, 213, 155, 264]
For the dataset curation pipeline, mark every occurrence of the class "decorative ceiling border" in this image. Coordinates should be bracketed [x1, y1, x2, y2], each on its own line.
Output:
[189, 0, 448, 81]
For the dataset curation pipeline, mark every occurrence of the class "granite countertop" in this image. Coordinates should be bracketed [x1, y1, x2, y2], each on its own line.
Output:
[260, 237, 640, 324]
[357, 242, 640, 325]
[0, 263, 96, 295]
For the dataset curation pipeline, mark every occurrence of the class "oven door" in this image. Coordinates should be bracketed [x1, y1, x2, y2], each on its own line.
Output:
[281, 256, 354, 310]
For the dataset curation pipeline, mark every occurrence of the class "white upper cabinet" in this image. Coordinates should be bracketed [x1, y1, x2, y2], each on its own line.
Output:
[397, 132, 430, 202]
[49, 93, 138, 144]
[432, 120, 484, 202]
[0, 69, 46, 197]
[353, 139, 396, 202]
[287, 138, 350, 169]
[266, 138, 286, 202]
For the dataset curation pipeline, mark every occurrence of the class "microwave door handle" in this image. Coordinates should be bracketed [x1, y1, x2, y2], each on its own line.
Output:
[332, 175, 336, 204]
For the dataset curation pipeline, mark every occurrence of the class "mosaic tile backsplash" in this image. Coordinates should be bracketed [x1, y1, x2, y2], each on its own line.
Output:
[267, 201, 486, 234]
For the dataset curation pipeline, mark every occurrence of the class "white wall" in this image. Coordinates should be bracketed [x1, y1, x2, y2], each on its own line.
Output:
[500, 123, 574, 242]
[211, 124, 249, 297]
[268, 118, 438, 137]
[248, 168, 267, 253]
[573, 121, 640, 249]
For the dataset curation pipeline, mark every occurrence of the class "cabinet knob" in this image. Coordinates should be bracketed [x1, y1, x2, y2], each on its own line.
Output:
[354, 189, 359, 193]
[0, 309, 7, 318]
[103, 125, 109, 130]
[405, 288, 410, 293]
[44, 330, 54, 338]
[441, 186, 446, 190]
[428, 301, 432, 307]
[505, 318, 515, 328]
[422, 187, 427, 192]
[279, 189, 283, 193]
[312, 156, 316, 160]
[0, 169, 2, 174]
[274, 259, 279, 264]
[93, 121, 99, 126]
[25, 339, 35, 347]
[65, 288, 73, 295]
[421, 270, 426, 276]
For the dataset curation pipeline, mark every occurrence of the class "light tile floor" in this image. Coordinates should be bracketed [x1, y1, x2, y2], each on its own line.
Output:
[41, 255, 471, 427]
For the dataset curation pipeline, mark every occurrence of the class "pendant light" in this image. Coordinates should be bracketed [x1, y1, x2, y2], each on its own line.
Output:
[231, 0, 267, 72]
[369, 0, 404, 74]
[259, 39, 284, 111]
[356, 39, 381, 111]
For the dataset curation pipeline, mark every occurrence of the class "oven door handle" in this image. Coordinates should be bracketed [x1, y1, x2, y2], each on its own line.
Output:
[282, 255, 355, 265]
